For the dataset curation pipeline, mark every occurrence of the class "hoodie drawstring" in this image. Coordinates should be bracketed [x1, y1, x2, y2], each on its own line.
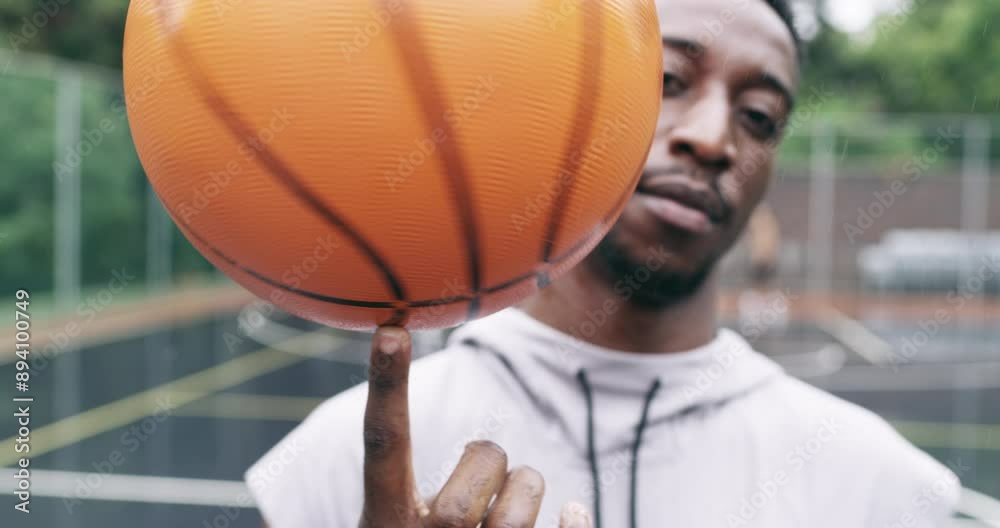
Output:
[630, 378, 661, 528]
[576, 369, 661, 528]
[576, 370, 603, 528]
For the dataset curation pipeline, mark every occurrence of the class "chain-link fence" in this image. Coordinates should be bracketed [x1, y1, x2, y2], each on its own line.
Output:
[0, 50, 217, 317]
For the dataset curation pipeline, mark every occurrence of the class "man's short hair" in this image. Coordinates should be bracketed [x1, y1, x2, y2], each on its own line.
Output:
[762, 0, 801, 56]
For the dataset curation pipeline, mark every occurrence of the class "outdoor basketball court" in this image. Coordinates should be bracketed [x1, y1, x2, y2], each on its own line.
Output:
[2, 286, 999, 527]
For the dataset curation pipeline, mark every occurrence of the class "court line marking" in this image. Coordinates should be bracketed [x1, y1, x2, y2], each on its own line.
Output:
[237, 304, 376, 363]
[814, 361, 1000, 392]
[815, 306, 895, 366]
[0, 284, 252, 366]
[170, 392, 327, 422]
[0, 469, 250, 508]
[769, 344, 847, 379]
[890, 420, 1000, 452]
[0, 331, 339, 467]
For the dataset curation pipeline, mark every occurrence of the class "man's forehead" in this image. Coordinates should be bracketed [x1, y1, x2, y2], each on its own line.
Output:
[655, 0, 799, 89]
[655, 0, 787, 34]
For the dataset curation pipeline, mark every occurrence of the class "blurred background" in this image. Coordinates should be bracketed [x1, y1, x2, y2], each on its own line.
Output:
[0, 0, 998, 526]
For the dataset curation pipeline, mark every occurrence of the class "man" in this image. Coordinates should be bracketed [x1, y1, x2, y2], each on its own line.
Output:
[247, 0, 960, 526]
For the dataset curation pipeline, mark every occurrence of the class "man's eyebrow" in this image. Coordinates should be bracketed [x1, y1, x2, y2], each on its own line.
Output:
[662, 35, 797, 108]
[746, 72, 797, 110]
[662, 36, 702, 58]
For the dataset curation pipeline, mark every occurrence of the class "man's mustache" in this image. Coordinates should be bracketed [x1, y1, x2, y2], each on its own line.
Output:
[640, 165, 734, 223]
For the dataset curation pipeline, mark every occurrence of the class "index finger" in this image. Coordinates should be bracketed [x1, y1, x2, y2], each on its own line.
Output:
[361, 326, 419, 525]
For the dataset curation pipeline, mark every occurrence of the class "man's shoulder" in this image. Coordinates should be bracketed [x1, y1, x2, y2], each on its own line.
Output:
[749, 376, 961, 521]
[757, 374, 890, 431]
[761, 376, 946, 465]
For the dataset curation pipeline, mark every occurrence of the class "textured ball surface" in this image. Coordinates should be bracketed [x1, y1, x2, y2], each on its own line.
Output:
[124, 0, 662, 329]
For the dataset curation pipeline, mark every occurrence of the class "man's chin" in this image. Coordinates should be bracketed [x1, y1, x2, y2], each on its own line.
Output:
[601, 222, 708, 274]
[586, 230, 716, 307]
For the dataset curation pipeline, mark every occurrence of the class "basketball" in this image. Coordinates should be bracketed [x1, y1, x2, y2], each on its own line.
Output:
[122, 0, 662, 330]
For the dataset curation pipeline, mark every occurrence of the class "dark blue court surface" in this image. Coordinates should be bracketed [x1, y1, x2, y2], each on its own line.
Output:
[2, 308, 998, 527]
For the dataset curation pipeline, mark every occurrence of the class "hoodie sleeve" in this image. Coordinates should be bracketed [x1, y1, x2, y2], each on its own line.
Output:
[244, 386, 367, 528]
[862, 428, 961, 527]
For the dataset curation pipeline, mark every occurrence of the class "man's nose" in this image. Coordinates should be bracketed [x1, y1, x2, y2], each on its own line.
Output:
[667, 86, 736, 172]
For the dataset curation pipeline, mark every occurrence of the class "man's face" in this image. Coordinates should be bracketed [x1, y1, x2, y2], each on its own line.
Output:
[589, 0, 799, 305]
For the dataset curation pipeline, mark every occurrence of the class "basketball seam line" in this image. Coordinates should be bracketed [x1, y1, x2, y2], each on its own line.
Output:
[167, 207, 610, 309]
[381, 0, 484, 322]
[161, 171, 635, 309]
[539, 0, 604, 264]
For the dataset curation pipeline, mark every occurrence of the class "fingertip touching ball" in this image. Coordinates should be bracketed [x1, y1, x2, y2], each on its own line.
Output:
[123, 0, 662, 330]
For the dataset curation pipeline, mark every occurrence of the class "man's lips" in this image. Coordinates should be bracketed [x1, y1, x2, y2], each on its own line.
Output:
[634, 172, 727, 235]
[637, 194, 713, 234]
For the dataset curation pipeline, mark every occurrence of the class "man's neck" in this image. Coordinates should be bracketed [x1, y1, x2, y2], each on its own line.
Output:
[518, 264, 719, 354]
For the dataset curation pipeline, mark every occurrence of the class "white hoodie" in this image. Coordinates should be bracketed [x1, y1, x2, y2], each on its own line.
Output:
[246, 308, 960, 527]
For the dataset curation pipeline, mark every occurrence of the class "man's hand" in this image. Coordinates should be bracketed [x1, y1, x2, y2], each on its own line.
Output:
[359, 326, 590, 528]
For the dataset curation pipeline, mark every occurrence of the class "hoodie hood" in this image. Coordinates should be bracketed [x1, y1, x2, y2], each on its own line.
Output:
[448, 307, 785, 458]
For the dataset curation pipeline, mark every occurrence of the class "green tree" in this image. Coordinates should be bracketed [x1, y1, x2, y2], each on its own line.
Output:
[801, 0, 998, 114]
[3, 0, 129, 68]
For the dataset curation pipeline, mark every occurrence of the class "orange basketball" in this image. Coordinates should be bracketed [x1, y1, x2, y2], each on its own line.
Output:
[123, 0, 662, 330]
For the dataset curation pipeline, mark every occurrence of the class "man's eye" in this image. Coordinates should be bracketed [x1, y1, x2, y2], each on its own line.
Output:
[741, 108, 778, 139]
[663, 73, 688, 97]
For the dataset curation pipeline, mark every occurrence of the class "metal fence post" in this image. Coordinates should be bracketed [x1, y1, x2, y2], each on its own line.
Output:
[952, 118, 990, 471]
[52, 68, 84, 528]
[146, 181, 173, 290]
[807, 121, 836, 295]
[54, 72, 82, 311]
[959, 119, 991, 298]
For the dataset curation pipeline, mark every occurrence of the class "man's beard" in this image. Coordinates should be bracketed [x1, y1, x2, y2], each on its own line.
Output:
[586, 230, 716, 309]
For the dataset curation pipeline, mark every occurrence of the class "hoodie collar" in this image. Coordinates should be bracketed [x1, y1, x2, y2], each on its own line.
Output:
[448, 307, 785, 451]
